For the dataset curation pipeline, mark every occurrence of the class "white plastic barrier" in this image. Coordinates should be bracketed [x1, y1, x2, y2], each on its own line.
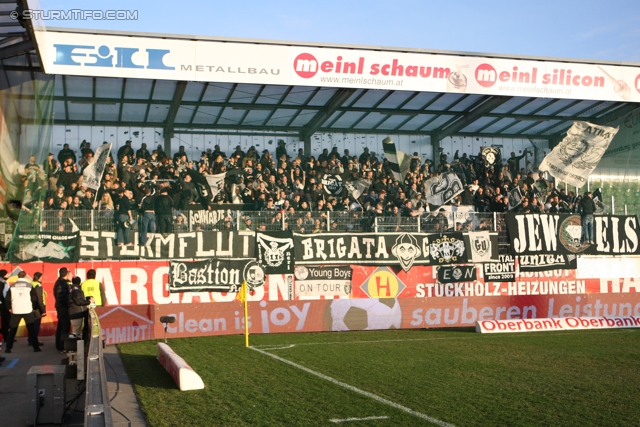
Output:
[157, 343, 205, 391]
[476, 316, 640, 334]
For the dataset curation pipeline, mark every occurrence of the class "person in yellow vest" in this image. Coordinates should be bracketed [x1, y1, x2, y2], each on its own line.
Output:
[29, 272, 46, 347]
[81, 269, 106, 306]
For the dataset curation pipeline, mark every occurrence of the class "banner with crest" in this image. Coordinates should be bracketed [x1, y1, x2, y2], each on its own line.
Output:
[256, 231, 295, 274]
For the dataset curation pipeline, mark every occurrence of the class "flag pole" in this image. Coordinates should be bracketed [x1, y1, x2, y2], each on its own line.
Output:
[243, 283, 249, 347]
[237, 281, 250, 347]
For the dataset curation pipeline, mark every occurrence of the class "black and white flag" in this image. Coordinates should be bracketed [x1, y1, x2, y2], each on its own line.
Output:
[322, 174, 344, 196]
[518, 254, 577, 272]
[592, 187, 608, 214]
[484, 254, 516, 282]
[82, 142, 111, 190]
[204, 173, 226, 200]
[468, 231, 493, 263]
[169, 259, 265, 293]
[256, 231, 295, 274]
[481, 146, 502, 168]
[345, 178, 371, 199]
[425, 172, 463, 206]
[508, 187, 523, 210]
[437, 265, 477, 284]
[539, 121, 619, 188]
[383, 137, 410, 181]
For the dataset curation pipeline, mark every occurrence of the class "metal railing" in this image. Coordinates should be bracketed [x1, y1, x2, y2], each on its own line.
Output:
[84, 307, 113, 427]
[19, 208, 506, 235]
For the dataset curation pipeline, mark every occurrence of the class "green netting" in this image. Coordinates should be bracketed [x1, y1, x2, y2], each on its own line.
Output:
[1, 67, 55, 260]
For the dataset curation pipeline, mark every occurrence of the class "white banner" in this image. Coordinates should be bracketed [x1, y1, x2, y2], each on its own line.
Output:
[477, 316, 640, 334]
[35, 31, 640, 102]
[425, 173, 463, 206]
[204, 173, 226, 200]
[539, 121, 619, 188]
[82, 142, 112, 190]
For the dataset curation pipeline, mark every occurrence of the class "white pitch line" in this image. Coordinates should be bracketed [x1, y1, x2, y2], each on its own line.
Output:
[329, 416, 390, 423]
[250, 346, 454, 427]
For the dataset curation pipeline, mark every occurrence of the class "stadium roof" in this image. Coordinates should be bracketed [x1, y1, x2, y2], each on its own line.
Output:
[3, 1, 640, 147]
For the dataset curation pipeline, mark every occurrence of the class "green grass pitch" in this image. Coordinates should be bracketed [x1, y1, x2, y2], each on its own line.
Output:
[118, 328, 640, 426]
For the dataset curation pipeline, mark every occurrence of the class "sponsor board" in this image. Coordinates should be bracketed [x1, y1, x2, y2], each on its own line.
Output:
[36, 31, 640, 102]
[476, 316, 640, 334]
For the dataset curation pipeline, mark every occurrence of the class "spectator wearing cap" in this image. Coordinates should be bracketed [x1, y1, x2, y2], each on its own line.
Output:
[30, 272, 46, 347]
[5, 271, 41, 353]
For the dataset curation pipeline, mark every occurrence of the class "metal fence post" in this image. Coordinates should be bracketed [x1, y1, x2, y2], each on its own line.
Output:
[326, 211, 331, 231]
[493, 212, 497, 232]
[282, 211, 286, 231]
[611, 195, 615, 215]
[237, 211, 241, 230]
[91, 210, 94, 231]
[374, 216, 378, 233]
[417, 215, 420, 233]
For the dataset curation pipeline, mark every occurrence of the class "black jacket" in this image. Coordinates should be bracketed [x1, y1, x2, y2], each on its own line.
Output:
[579, 195, 596, 215]
[53, 278, 70, 311]
[155, 193, 174, 216]
[69, 284, 91, 318]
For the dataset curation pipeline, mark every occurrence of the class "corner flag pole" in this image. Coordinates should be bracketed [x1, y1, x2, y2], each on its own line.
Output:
[237, 281, 250, 347]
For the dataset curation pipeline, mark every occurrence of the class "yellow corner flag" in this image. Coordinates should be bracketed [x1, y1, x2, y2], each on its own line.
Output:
[237, 281, 249, 347]
[236, 281, 247, 304]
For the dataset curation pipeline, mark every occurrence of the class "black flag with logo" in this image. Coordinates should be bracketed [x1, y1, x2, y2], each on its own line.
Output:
[256, 231, 295, 274]
[322, 174, 344, 196]
[481, 146, 502, 168]
[437, 265, 477, 283]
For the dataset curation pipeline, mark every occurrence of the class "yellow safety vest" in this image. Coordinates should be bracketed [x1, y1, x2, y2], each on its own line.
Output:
[31, 280, 47, 307]
[81, 279, 103, 306]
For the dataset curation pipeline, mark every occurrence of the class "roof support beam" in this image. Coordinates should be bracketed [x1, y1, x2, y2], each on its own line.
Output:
[299, 88, 356, 142]
[434, 96, 511, 141]
[162, 80, 187, 154]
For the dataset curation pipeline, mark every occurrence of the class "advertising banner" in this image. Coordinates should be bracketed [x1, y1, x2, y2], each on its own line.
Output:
[36, 31, 640, 102]
[293, 265, 352, 298]
[506, 214, 640, 255]
[94, 292, 640, 344]
[476, 316, 640, 334]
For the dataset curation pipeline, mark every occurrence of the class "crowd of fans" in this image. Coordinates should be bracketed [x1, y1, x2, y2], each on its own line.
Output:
[20, 137, 591, 243]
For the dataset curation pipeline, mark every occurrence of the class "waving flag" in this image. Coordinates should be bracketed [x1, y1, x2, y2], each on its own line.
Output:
[539, 121, 619, 188]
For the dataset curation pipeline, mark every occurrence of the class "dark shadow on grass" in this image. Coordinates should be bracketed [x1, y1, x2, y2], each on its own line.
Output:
[118, 353, 178, 390]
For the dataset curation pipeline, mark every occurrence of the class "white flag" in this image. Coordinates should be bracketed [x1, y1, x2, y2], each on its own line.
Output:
[469, 231, 492, 263]
[205, 173, 226, 200]
[82, 143, 111, 190]
[508, 187, 523, 210]
[345, 178, 371, 199]
[424, 172, 463, 206]
[539, 121, 619, 188]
